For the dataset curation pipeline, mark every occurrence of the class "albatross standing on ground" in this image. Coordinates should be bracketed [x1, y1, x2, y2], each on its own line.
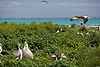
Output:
[0, 43, 2, 55]
[0, 43, 9, 56]
[14, 43, 22, 59]
[22, 41, 33, 59]
[0, 43, 2, 63]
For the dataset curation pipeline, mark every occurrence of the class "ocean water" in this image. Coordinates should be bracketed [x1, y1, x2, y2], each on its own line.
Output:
[0, 18, 100, 26]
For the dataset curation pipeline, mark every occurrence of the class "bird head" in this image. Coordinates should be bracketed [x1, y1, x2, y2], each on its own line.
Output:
[24, 41, 28, 48]
[16, 43, 21, 49]
[61, 53, 64, 57]
[16, 43, 20, 47]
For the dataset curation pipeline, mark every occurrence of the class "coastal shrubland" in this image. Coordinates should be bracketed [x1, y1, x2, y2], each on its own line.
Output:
[0, 22, 100, 67]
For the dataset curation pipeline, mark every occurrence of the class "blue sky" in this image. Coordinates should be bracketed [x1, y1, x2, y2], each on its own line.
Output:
[0, 0, 100, 18]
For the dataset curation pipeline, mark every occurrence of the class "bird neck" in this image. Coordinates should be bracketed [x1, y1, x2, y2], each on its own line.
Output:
[24, 46, 29, 50]
[16, 46, 20, 50]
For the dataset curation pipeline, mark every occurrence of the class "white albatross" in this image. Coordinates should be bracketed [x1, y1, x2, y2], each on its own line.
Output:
[51, 55, 58, 61]
[14, 43, 22, 59]
[22, 41, 33, 59]
[0, 43, 2, 64]
[56, 30, 60, 33]
[59, 53, 67, 60]
[0, 43, 2, 55]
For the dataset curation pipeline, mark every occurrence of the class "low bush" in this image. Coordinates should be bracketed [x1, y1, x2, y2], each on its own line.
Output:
[0, 22, 100, 67]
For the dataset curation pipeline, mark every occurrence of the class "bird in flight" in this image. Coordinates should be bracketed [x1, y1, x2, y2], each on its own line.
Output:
[70, 16, 89, 24]
[41, 0, 48, 4]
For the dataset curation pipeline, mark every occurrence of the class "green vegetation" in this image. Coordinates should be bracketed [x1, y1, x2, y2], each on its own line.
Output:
[0, 22, 100, 67]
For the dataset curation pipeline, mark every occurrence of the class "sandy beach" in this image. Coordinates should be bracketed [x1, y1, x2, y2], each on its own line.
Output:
[85, 25, 100, 28]
[68, 25, 100, 28]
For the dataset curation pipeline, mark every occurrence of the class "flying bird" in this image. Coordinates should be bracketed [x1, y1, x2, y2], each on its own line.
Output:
[70, 16, 89, 24]
[14, 43, 22, 59]
[41, 0, 48, 4]
[22, 41, 33, 59]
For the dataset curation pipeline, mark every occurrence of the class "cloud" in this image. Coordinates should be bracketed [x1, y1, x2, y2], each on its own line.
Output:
[0, 2, 20, 7]
[59, 2, 100, 7]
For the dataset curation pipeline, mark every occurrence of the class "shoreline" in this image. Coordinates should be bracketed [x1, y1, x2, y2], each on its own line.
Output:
[85, 25, 100, 27]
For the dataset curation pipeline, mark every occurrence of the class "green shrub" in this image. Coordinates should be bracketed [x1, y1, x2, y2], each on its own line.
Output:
[71, 23, 76, 28]
[78, 47, 100, 67]
[0, 22, 99, 67]
[79, 26, 87, 31]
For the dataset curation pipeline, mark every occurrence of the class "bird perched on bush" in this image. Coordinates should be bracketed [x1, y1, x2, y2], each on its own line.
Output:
[0, 43, 2, 55]
[0, 43, 9, 56]
[56, 30, 60, 33]
[22, 41, 33, 59]
[14, 43, 22, 59]
[59, 53, 67, 60]
[51, 55, 58, 61]
[52, 53, 67, 61]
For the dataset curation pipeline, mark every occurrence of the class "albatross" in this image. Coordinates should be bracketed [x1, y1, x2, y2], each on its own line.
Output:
[0, 43, 2, 64]
[70, 16, 89, 24]
[41, 0, 48, 4]
[14, 43, 22, 59]
[0, 43, 2, 55]
[22, 41, 33, 59]
[0, 43, 9, 56]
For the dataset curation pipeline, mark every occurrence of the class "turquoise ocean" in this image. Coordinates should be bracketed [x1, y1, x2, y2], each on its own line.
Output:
[0, 18, 100, 26]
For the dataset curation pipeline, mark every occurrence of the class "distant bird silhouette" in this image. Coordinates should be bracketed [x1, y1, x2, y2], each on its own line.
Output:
[22, 41, 33, 59]
[41, 0, 48, 4]
[14, 43, 22, 59]
[70, 16, 89, 24]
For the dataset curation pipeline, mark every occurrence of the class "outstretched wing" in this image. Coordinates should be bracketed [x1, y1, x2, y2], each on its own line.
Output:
[41, 0, 48, 4]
